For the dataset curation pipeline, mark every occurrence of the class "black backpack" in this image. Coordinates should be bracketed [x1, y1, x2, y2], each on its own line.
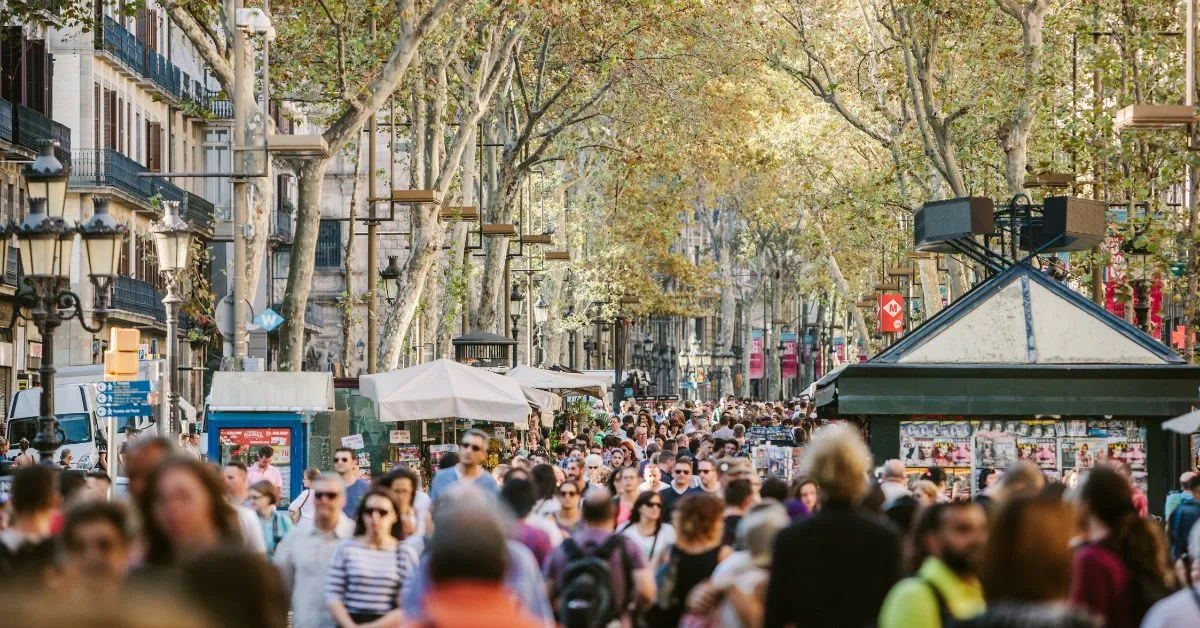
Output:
[558, 536, 630, 628]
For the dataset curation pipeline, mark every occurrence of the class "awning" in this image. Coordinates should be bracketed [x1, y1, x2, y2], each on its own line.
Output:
[507, 365, 610, 399]
[208, 372, 334, 412]
[361, 359, 532, 426]
[818, 363, 1200, 416]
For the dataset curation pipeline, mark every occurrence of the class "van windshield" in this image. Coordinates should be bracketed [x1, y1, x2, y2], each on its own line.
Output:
[7, 414, 92, 445]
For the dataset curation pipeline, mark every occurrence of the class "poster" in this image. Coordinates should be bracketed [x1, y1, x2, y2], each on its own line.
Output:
[974, 433, 1017, 469]
[780, 331, 798, 379]
[749, 329, 764, 380]
[1017, 438, 1057, 470]
[1060, 438, 1106, 469]
[217, 427, 294, 504]
[430, 444, 459, 477]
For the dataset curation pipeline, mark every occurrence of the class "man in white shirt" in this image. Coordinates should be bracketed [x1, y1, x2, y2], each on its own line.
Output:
[223, 461, 267, 552]
[274, 474, 356, 628]
[879, 459, 912, 505]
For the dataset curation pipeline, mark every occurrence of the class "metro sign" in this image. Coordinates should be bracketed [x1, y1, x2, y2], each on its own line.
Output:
[879, 293, 904, 332]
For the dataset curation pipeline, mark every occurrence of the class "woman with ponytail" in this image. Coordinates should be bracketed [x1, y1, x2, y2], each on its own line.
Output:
[1070, 466, 1172, 628]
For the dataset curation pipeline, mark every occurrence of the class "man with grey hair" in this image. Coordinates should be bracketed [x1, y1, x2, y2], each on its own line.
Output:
[1143, 517, 1200, 627]
[429, 428, 499, 500]
[707, 501, 792, 627]
[880, 459, 911, 504]
[274, 473, 355, 628]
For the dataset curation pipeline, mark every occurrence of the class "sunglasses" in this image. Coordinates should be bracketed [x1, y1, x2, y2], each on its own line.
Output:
[363, 507, 394, 518]
[460, 442, 483, 452]
[314, 491, 340, 500]
[674, 469, 691, 474]
[559, 490, 578, 497]
[587, 466, 601, 471]
[334, 457, 351, 463]
[645, 502, 663, 509]
[699, 469, 714, 474]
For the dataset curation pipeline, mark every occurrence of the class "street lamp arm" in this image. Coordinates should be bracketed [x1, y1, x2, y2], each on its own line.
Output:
[56, 290, 106, 333]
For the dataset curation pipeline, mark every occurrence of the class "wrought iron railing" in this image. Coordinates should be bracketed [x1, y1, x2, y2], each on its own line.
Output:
[146, 48, 181, 97]
[0, 98, 12, 143]
[182, 191, 215, 235]
[69, 149, 186, 206]
[271, 210, 292, 241]
[209, 99, 233, 118]
[112, 276, 166, 321]
[315, 241, 341, 268]
[99, 16, 204, 102]
[14, 104, 71, 163]
[100, 16, 144, 74]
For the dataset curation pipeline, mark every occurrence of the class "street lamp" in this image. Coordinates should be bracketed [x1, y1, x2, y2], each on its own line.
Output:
[1124, 232, 1153, 333]
[10, 191, 124, 463]
[25, 141, 68, 219]
[534, 296, 549, 366]
[151, 200, 195, 437]
[509, 283, 523, 364]
[379, 255, 401, 305]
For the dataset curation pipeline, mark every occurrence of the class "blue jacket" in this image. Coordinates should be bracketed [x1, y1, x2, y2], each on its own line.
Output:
[1169, 495, 1200, 560]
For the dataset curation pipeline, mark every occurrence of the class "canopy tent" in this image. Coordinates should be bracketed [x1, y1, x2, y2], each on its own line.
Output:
[507, 365, 610, 398]
[361, 359, 533, 426]
[521, 385, 563, 422]
[209, 372, 334, 412]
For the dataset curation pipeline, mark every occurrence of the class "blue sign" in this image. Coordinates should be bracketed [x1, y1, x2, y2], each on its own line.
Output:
[95, 380, 152, 417]
[255, 308, 285, 332]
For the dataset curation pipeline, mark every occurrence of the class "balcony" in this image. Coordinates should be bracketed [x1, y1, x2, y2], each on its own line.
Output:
[0, 98, 12, 143]
[270, 210, 293, 242]
[97, 16, 193, 101]
[111, 276, 166, 322]
[209, 99, 233, 118]
[181, 191, 215, 237]
[14, 103, 70, 164]
[69, 149, 186, 210]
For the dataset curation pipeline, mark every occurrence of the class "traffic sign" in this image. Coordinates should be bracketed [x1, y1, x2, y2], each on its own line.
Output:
[255, 308, 285, 332]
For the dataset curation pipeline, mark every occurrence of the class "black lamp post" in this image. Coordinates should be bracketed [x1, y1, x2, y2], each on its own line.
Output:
[583, 339, 595, 369]
[11, 142, 124, 463]
[379, 255, 402, 306]
[150, 199, 195, 438]
[509, 283, 523, 365]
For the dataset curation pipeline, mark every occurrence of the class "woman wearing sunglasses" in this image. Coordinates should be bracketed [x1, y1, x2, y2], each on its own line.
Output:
[325, 488, 407, 627]
[620, 490, 676, 567]
[552, 482, 584, 537]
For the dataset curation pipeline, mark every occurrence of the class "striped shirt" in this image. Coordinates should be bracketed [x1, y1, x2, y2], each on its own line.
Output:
[324, 538, 407, 616]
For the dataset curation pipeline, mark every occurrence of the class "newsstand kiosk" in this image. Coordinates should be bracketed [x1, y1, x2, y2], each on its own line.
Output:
[204, 372, 334, 509]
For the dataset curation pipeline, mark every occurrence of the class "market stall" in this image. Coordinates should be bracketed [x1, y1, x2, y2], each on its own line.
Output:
[816, 263, 1200, 512]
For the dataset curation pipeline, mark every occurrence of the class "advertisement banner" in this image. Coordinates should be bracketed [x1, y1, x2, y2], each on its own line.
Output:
[217, 427, 294, 503]
[780, 331, 797, 379]
[879, 292, 904, 333]
[749, 329, 764, 380]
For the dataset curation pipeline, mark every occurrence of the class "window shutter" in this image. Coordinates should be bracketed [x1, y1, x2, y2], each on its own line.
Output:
[148, 122, 162, 172]
[104, 90, 117, 150]
[93, 83, 101, 148]
[117, 97, 124, 154]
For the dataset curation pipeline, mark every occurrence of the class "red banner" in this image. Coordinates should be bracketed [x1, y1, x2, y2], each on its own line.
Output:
[780, 332, 797, 379]
[749, 329, 764, 380]
[879, 293, 904, 333]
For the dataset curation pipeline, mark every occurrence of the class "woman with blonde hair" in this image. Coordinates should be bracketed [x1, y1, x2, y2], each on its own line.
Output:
[912, 480, 940, 506]
[763, 423, 902, 627]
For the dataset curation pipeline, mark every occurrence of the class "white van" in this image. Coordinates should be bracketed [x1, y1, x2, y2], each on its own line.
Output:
[3, 361, 193, 471]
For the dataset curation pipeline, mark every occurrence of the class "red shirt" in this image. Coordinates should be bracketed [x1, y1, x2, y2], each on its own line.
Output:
[1070, 542, 1132, 628]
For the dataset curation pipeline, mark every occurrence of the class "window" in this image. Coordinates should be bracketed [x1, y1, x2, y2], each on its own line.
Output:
[315, 220, 342, 268]
[204, 129, 231, 219]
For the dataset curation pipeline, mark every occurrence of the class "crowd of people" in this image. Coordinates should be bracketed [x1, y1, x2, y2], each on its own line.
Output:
[0, 397, 1198, 628]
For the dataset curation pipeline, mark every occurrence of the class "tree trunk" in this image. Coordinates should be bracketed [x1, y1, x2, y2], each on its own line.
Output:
[278, 159, 330, 371]
[379, 205, 444, 370]
[340, 140, 365, 374]
[471, 170, 521, 332]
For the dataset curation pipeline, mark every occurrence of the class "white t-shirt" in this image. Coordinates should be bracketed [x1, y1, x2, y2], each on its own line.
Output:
[288, 488, 316, 526]
[1142, 586, 1200, 628]
[620, 521, 675, 566]
[235, 505, 267, 553]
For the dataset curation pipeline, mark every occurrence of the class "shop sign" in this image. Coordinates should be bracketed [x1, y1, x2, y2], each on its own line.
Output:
[879, 293, 904, 332]
[749, 329, 764, 380]
[341, 434, 365, 449]
[389, 430, 410, 444]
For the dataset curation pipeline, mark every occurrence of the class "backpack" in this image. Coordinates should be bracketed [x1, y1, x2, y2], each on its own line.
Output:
[558, 536, 630, 628]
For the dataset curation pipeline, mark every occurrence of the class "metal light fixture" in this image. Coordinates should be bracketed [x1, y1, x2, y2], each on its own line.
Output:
[379, 255, 402, 304]
[149, 200, 193, 274]
[642, 336, 654, 353]
[509, 283, 524, 303]
[16, 198, 71, 278]
[534, 295, 549, 325]
[25, 140, 68, 219]
[83, 197, 127, 281]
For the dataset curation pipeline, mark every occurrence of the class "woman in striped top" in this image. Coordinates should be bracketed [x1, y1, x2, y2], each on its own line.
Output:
[325, 488, 407, 626]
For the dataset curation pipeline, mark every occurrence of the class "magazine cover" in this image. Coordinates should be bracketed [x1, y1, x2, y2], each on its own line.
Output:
[974, 433, 1017, 468]
[1126, 441, 1147, 472]
[1017, 438, 1057, 470]
[1060, 438, 1105, 469]
[902, 438, 937, 466]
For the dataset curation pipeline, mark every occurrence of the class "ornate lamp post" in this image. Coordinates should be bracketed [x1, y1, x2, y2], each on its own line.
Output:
[379, 255, 401, 306]
[509, 283, 523, 366]
[12, 142, 124, 463]
[151, 200, 195, 437]
[533, 295, 549, 366]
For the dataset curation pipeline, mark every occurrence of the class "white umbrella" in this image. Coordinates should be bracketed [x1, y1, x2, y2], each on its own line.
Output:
[360, 359, 532, 425]
[1163, 409, 1200, 434]
[506, 365, 610, 398]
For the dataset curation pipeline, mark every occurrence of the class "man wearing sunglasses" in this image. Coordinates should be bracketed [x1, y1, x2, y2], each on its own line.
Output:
[429, 429, 499, 501]
[659, 457, 702, 520]
[334, 447, 370, 517]
[274, 473, 355, 628]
